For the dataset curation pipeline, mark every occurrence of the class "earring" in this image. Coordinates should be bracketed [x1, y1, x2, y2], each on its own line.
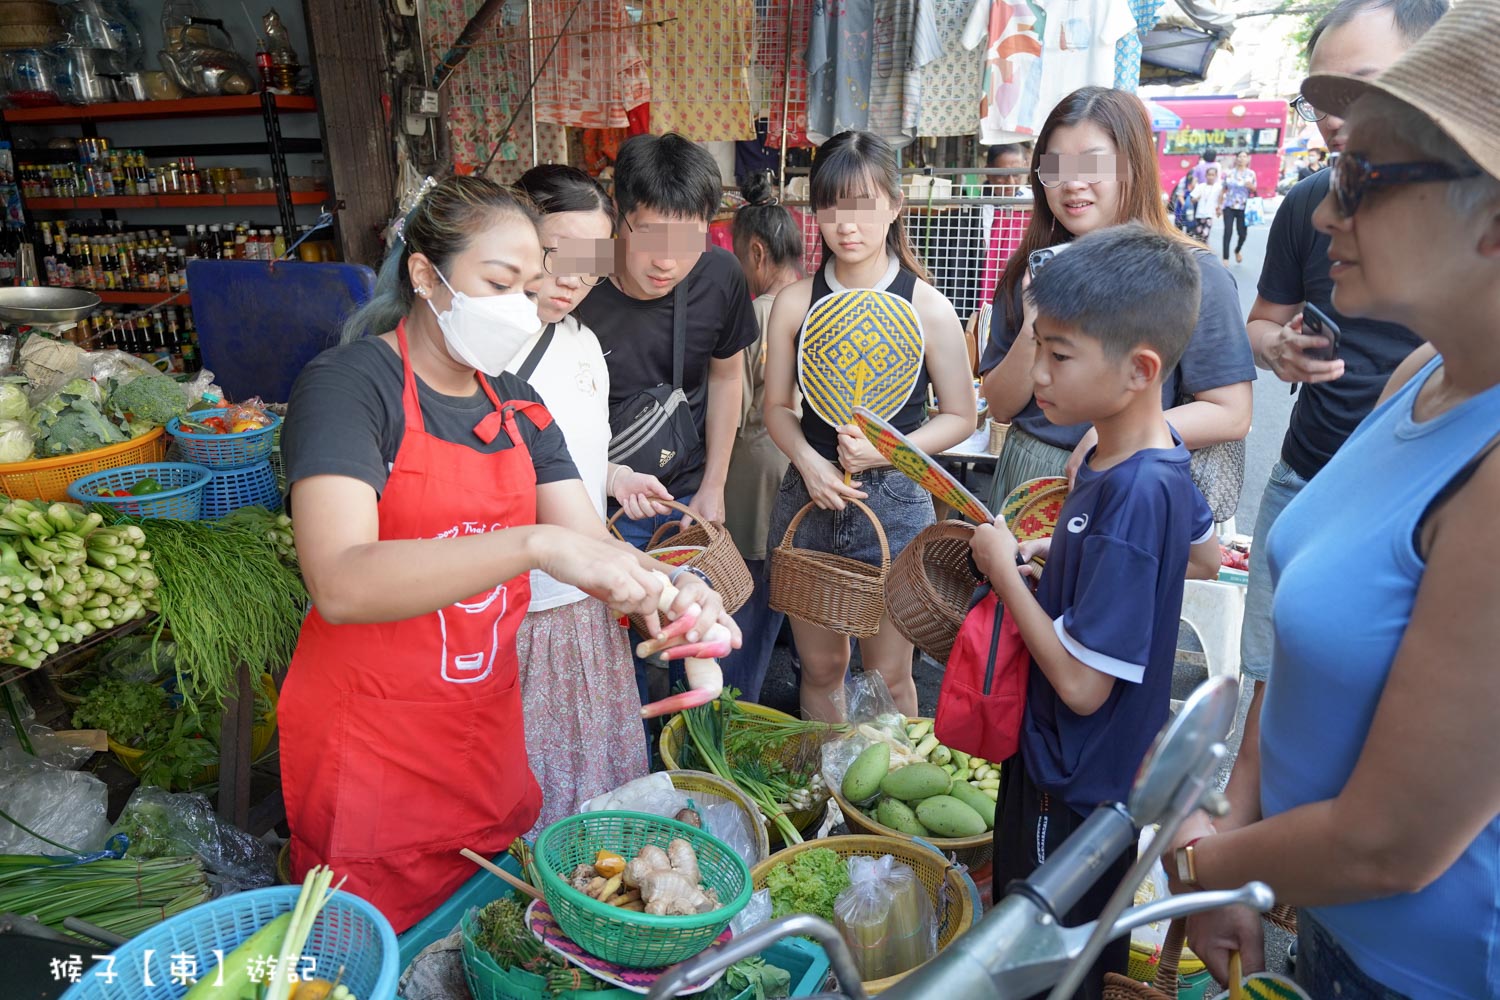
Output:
[417, 287, 429, 297]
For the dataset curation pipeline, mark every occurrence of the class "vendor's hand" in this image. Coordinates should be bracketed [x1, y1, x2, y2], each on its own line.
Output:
[541, 532, 676, 624]
[1265, 313, 1346, 385]
[797, 457, 868, 511]
[685, 483, 725, 527]
[656, 567, 742, 650]
[1065, 427, 1099, 489]
[1185, 905, 1266, 984]
[835, 424, 888, 476]
[612, 468, 674, 522]
[970, 520, 1021, 582]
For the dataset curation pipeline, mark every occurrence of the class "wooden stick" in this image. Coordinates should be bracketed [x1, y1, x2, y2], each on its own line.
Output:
[460, 847, 544, 902]
[1228, 952, 1243, 1000]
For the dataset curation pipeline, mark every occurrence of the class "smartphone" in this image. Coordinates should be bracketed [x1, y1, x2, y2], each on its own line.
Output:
[1302, 303, 1342, 361]
[1027, 242, 1071, 281]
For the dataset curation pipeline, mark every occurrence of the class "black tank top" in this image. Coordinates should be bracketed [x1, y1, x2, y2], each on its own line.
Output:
[797, 259, 930, 463]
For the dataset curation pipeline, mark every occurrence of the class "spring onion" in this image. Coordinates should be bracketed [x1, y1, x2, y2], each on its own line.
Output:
[0, 854, 209, 940]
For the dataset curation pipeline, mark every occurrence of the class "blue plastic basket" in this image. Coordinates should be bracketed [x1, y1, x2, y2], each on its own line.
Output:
[166, 411, 281, 470]
[60, 885, 400, 1000]
[66, 462, 210, 521]
[200, 460, 281, 520]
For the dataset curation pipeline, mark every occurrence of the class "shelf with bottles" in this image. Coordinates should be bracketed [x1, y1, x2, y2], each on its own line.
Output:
[1, 95, 318, 125]
[64, 302, 204, 376]
[25, 192, 326, 210]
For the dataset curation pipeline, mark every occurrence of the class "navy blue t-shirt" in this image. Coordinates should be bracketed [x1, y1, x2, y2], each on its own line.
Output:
[1258, 171, 1424, 481]
[979, 248, 1256, 450]
[1020, 434, 1214, 815]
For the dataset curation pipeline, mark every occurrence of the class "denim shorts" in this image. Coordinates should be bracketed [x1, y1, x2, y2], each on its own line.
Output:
[767, 465, 935, 568]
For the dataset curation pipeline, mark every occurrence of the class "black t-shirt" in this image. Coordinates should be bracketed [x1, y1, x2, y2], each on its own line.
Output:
[573, 246, 760, 496]
[1258, 171, 1423, 480]
[282, 336, 579, 498]
[979, 247, 1256, 450]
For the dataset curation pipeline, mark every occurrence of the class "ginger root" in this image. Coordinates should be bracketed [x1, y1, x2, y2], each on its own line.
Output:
[624, 845, 670, 889]
[622, 838, 719, 915]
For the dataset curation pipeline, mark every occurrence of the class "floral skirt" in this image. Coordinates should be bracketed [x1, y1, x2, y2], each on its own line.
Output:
[516, 597, 650, 837]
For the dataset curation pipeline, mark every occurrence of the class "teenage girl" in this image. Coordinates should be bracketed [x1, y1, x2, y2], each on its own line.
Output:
[763, 131, 975, 721]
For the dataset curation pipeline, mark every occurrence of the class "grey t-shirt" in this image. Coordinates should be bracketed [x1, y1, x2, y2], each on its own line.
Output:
[805, 0, 873, 143]
[282, 336, 579, 497]
[979, 248, 1257, 449]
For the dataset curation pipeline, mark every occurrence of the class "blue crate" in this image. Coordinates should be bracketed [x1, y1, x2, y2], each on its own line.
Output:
[67, 462, 210, 521]
[200, 459, 280, 520]
[166, 411, 281, 469]
[61, 885, 400, 1000]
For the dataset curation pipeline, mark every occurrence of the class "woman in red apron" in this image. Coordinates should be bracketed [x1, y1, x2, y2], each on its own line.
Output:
[278, 176, 738, 932]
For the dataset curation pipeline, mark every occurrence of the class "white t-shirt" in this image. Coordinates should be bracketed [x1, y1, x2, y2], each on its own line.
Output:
[504, 313, 611, 612]
[1192, 181, 1223, 221]
[1030, 0, 1136, 134]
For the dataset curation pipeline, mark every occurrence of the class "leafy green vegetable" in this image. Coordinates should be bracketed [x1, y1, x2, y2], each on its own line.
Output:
[0, 383, 29, 422]
[72, 678, 167, 747]
[765, 847, 851, 923]
[704, 959, 792, 1000]
[0, 418, 34, 462]
[35, 395, 125, 457]
[106, 372, 188, 428]
[108, 797, 199, 858]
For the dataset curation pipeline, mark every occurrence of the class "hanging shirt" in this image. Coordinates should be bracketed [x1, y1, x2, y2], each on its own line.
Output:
[763, 0, 813, 148]
[1030, 0, 1137, 131]
[532, 0, 651, 129]
[806, 0, 875, 143]
[644, 0, 756, 141]
[965, 0, 1045, 143]
[1113, 0, 1162, 91]
[906, 0, 985, 137]
[867, 0, 920, 147]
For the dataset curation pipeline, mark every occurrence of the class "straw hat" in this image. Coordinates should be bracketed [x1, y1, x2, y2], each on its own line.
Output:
[1301, 0, 1500, 179]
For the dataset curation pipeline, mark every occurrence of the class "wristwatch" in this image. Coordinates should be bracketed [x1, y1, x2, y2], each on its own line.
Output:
[1174, 837, 1204, 887]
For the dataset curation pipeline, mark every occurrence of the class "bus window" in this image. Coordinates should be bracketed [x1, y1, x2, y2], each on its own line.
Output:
[1162, 127, 1281, 156]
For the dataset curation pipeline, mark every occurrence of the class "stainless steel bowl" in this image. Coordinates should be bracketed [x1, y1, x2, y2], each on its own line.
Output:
[0, 287, 102, 325]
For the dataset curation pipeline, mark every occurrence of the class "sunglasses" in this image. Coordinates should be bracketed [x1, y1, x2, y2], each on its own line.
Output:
[1330, 153, 1483, 218]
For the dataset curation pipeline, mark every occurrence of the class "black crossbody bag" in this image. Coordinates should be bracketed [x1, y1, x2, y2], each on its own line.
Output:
[606, 283, 703, 480]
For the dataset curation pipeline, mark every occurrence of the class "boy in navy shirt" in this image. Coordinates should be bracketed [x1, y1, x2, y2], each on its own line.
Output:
[970, 223, 1222, 997]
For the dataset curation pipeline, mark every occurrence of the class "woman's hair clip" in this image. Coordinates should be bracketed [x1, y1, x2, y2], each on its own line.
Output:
[391, 175, 441, 245]
[391, 215, 408, 244]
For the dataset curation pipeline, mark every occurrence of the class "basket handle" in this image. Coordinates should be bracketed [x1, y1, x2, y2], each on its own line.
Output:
[1152, 920, 1186, 993]
[773, 498, 891, 572]
[643, 499, 724, 550]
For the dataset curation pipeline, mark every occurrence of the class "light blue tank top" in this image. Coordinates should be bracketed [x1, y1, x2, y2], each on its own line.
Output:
[1260, 356, 1500, 999]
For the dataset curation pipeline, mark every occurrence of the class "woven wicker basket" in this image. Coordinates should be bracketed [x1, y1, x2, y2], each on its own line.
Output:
[609, 499, 753, 638]
[1105, 920, 1187, 999]
[769, 498, 889, 638]
[830, 757, 994, 872]
[751, 834, 979, 995]
[885, 521, 981, 663]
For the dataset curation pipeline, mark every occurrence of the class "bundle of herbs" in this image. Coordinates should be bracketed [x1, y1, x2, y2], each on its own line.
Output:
[469, 897, 609, 993]
[0, 853, 209, 939]
[140, 518, 306, 712]
[678, 689, 840, 844]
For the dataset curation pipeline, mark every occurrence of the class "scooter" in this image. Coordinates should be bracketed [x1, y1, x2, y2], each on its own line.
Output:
[646, 675, 1272, 1000]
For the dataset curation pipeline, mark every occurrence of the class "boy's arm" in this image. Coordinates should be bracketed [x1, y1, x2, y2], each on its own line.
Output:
[690, 353, 743, 525]
[1188, 536, 1221, 579]
[973, 523, 1116, 716]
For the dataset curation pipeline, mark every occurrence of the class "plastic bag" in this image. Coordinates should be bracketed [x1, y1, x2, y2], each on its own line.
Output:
[108, 786, 277, 892]
[582, 774, 764, 868]
[834, 855, 938, 982]
[821, 671, 917, 794]
[0, 417, 34, 462]
[699, 796, 762, 869]
[18, 335, 88, 395]
[729, 888, 773, 937]
[0, 687, 95, 770]
[181, 369, 218, 407]
[581, 772, 681, 816]
[0, 756, 111, 853]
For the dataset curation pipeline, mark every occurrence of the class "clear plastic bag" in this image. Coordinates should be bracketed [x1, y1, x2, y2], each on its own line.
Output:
[0, 756, 111, 854]
[581, 773, 764, 868]
[107, 786, 277, 892]
[821, 672, 918, 794]
[0, 417, 34, 463]
[729, 888, 773, 936]
[834, 855, 938, 982]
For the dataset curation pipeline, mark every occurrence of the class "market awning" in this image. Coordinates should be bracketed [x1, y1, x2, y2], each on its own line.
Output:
[1139, 24, 1227, 85]
[1141, 98, 1183, 131]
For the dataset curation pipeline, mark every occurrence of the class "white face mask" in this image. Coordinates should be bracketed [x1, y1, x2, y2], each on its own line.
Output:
[427, 267, 542, 376]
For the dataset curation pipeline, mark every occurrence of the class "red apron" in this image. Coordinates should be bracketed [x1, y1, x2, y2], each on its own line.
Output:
[281, 320, 546, 932]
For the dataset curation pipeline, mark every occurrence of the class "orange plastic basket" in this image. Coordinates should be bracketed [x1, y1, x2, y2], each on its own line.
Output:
[0, 427, 168, 502]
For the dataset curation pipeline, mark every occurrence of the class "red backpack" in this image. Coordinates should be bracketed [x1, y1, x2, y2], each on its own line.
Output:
[934, 586, 1032, 764]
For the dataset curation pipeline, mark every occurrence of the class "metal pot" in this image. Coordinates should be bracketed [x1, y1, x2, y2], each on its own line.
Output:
[103, 71, 147, 102]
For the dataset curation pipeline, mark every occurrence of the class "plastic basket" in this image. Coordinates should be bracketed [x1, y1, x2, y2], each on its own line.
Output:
[532, 811, 752, 969]
[109, 673, 278, 787]
[59, 884, 400, 1000]
[66, 462, 211, 520]
[751, 834, 980, 995]
[166, 411, 281, 469]
[0, 427, 167, 502]
[199, 460, 281, 520]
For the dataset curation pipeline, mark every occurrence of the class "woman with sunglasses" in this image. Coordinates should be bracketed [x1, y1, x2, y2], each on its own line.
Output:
[979, 88, 1255, 508]
[1168, 4, 1500, 994]
[506, 165, 673, 831]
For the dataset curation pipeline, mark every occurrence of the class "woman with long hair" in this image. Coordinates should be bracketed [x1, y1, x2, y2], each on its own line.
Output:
[506, 164, 673, 831]
[980, 88, 1254, 507]
[720, 171, 804, 702]
[280, 175, 737, 930]
[763, 131, 975, 721]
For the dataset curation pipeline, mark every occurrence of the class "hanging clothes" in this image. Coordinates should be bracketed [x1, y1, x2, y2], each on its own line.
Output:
[761, 0, 813, 148]
[1030, 0, 1137, 128]
[532, 0, 651, 128]
[1114, 0, 1163, 91]
[644, 0, 757, 141]
[906, 0, 986, 138]
[805, 0, 875, 144]
[867, 0, 921, 147]
[964, 0, 1045, 143]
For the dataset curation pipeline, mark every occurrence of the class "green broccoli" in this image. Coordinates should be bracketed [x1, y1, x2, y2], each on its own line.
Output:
[106, 373, 189, 429]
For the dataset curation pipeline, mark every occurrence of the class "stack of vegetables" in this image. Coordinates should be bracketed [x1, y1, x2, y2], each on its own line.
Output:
[0, 368, 190, 462]
[0, 853, 209, 940]
[839, 727, 997, 840]
[0, 500, 157, 669]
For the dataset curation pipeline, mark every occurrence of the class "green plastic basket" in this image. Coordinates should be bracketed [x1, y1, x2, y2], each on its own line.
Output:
[461, 908, 603, 1000]
[533, 810, 753, 969]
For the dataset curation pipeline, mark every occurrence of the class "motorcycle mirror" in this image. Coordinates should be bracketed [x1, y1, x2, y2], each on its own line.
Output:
[1127, 675, 1238, 826]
